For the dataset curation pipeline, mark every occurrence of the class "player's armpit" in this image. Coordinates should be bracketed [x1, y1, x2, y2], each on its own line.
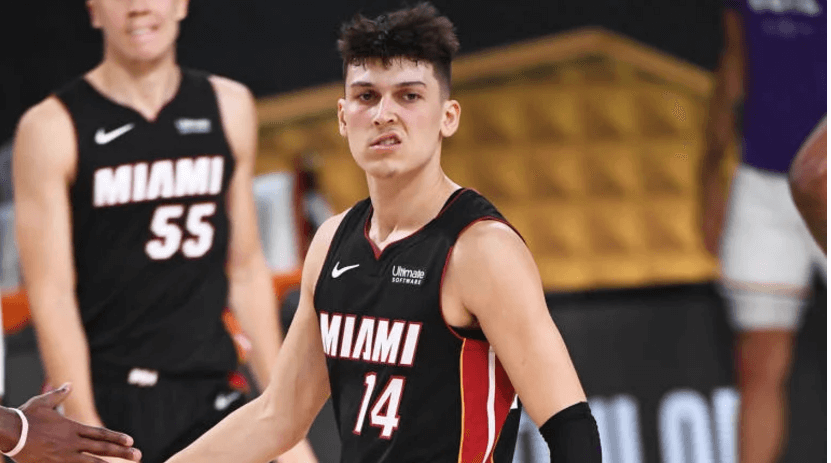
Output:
[444, 220, 587, 427]
[13, 98, 101, 427]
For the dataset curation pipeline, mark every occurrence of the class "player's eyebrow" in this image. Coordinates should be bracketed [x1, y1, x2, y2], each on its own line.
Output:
[349, 81, 427, 89]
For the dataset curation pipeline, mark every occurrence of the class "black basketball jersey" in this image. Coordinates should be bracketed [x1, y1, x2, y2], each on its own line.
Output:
[55, 68, 237, 375]
[314, 188, 521, 463]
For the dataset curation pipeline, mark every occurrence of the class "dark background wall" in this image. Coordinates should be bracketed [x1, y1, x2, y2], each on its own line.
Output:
[2, 0, 724, 143]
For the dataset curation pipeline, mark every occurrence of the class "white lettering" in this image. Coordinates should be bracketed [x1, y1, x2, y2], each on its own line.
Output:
[340, 315, 357, 358]
[398, 323, 421, 366]
[352, 318, 375, 362]
[658, 389, 714, 463]
[371, 320, 405, 364]
[146, 160, 175, 201]
[175, 157, 211, 197]
[320, 313, 342, 357]
[132, 163, 148, 202]
[208, 156, 224, 194]
[93, 165, 132, 207]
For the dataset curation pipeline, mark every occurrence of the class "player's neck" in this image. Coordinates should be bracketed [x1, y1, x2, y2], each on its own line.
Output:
[366, 160, 459, 247]
[88, 51, 181, 121]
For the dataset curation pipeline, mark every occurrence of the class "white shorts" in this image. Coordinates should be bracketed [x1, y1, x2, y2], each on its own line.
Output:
[719, 164, 826, 332]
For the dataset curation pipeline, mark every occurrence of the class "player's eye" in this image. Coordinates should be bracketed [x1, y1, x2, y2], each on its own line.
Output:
[403, 92, 421, 101]
[358, 92, 376, 102]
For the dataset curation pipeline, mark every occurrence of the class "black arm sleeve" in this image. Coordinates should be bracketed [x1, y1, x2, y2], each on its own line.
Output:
[539, 401, 602, 463]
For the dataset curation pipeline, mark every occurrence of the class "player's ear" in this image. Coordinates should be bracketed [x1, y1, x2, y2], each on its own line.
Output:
[175, 0, 189, 21]
[87, 0, 102, 29]
[440, 99, 461, 138]
[338, 98, 348, 137]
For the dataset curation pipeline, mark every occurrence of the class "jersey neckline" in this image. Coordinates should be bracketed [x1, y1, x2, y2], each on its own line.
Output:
[78, 67, 186, 124]
[363, 187, 467, 261]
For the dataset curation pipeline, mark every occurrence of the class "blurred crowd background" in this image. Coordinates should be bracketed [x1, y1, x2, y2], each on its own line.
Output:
[0, 1, 825, 463]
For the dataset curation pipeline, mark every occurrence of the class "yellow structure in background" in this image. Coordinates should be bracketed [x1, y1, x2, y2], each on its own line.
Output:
[254, 28, 738, 292]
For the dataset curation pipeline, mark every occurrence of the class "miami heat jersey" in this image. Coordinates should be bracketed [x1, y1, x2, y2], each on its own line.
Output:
[55, 69, 237, 375]
[314, 189, 521, 463]
[725, 0, 826, 172]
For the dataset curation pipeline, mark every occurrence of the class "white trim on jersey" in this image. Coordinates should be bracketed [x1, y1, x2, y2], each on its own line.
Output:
[482, 347, 497, 463]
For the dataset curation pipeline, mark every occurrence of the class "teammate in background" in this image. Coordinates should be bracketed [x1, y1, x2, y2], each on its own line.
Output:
[11, 0, 316, 462]
[699, 1, 826, 462]
[164, 4, 600, 463]
[0, 384, 141, 463]
[789, 117, 826, 254]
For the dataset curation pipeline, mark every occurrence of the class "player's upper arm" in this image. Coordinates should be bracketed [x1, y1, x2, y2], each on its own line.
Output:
[447, 220, 586, 426]
[209, 75, 262, 272]
[12, 97, 78, 310]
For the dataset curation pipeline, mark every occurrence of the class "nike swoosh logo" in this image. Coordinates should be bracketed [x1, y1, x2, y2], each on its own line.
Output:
[95, 123, 135, 145]
[332, 262, 360, 278]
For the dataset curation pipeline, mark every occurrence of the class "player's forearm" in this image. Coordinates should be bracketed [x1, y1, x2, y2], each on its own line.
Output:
[165, 394, 298, 463]
[228, 260, 281, 392]
[29, 300, 101, 426]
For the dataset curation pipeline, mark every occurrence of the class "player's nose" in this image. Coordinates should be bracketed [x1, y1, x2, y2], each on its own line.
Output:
[372, 97, 398, 126]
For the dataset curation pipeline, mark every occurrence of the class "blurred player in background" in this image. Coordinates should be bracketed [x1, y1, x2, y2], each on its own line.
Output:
[699, 1, 826, 462]
[164, 3, 600, 463]
[11, 0, 316, 462]
[789, 116, 826, 254]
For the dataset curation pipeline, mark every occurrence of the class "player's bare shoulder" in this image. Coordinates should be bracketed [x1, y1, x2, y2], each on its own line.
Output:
[207, 75, 257, 159]
[14, 95, 77, 181]
[453, 220, 526, 267]
[447, 219, 538, 313]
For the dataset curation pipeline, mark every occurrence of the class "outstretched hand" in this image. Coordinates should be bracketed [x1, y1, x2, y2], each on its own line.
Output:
[8, 384, 142, 463]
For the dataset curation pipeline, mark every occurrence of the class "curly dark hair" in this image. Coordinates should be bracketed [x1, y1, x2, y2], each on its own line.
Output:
[337, 2, 460, 97]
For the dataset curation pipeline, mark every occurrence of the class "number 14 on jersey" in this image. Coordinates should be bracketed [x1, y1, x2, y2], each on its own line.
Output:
[354, 373, 406, 439]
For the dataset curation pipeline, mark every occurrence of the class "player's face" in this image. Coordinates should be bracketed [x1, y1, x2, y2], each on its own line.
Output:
[338, 58, 460, 180]
[88, 0, 188, 63]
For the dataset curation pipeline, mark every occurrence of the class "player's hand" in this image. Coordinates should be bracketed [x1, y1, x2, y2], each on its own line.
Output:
[11, 384, 142, 463]
[700, 169, 728, 257]
[275, 439, 318, 463]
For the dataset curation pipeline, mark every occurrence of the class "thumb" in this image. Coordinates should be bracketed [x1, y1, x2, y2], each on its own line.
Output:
[38, 383, 72, 409]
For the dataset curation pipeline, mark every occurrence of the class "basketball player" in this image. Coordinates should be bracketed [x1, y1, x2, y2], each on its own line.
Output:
[699, 1, 826, 462]
[0, 384, 141, 463]
[164, 4, 601, 462]
[789, 117, 827, 254]
[11, 1, 315, 462]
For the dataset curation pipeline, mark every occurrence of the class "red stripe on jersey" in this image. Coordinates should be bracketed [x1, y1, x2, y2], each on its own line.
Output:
[458, 339, 515, 463]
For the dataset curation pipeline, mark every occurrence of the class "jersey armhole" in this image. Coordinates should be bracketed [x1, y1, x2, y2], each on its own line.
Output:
[438, 216, 525, 342]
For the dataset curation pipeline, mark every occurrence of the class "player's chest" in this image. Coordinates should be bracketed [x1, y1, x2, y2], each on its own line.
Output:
[317, 234, 452, 320]
[82, 113, 224, 164]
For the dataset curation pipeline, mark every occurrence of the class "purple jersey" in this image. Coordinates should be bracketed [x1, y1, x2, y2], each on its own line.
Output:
[725, 0, 826, 173]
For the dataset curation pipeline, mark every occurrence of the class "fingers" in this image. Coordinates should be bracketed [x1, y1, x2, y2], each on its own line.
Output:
[33, 383, 72, 409]
[77, 425, 135, 447]
[78, 437, 142, 461]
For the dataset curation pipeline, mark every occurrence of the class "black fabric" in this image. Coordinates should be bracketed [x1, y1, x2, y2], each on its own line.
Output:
[94, 375, 246, 463]
[539, 402, 602, 463]
[54, 68, 237, 374]
[314, 188, 522, 462]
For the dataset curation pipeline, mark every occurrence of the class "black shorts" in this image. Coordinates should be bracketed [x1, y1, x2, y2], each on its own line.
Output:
[93, 369, 247, 463]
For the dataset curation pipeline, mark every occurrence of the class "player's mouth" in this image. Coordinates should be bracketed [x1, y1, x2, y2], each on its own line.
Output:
[370, 133, 402, 152]
[129, 25, 159, 44]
